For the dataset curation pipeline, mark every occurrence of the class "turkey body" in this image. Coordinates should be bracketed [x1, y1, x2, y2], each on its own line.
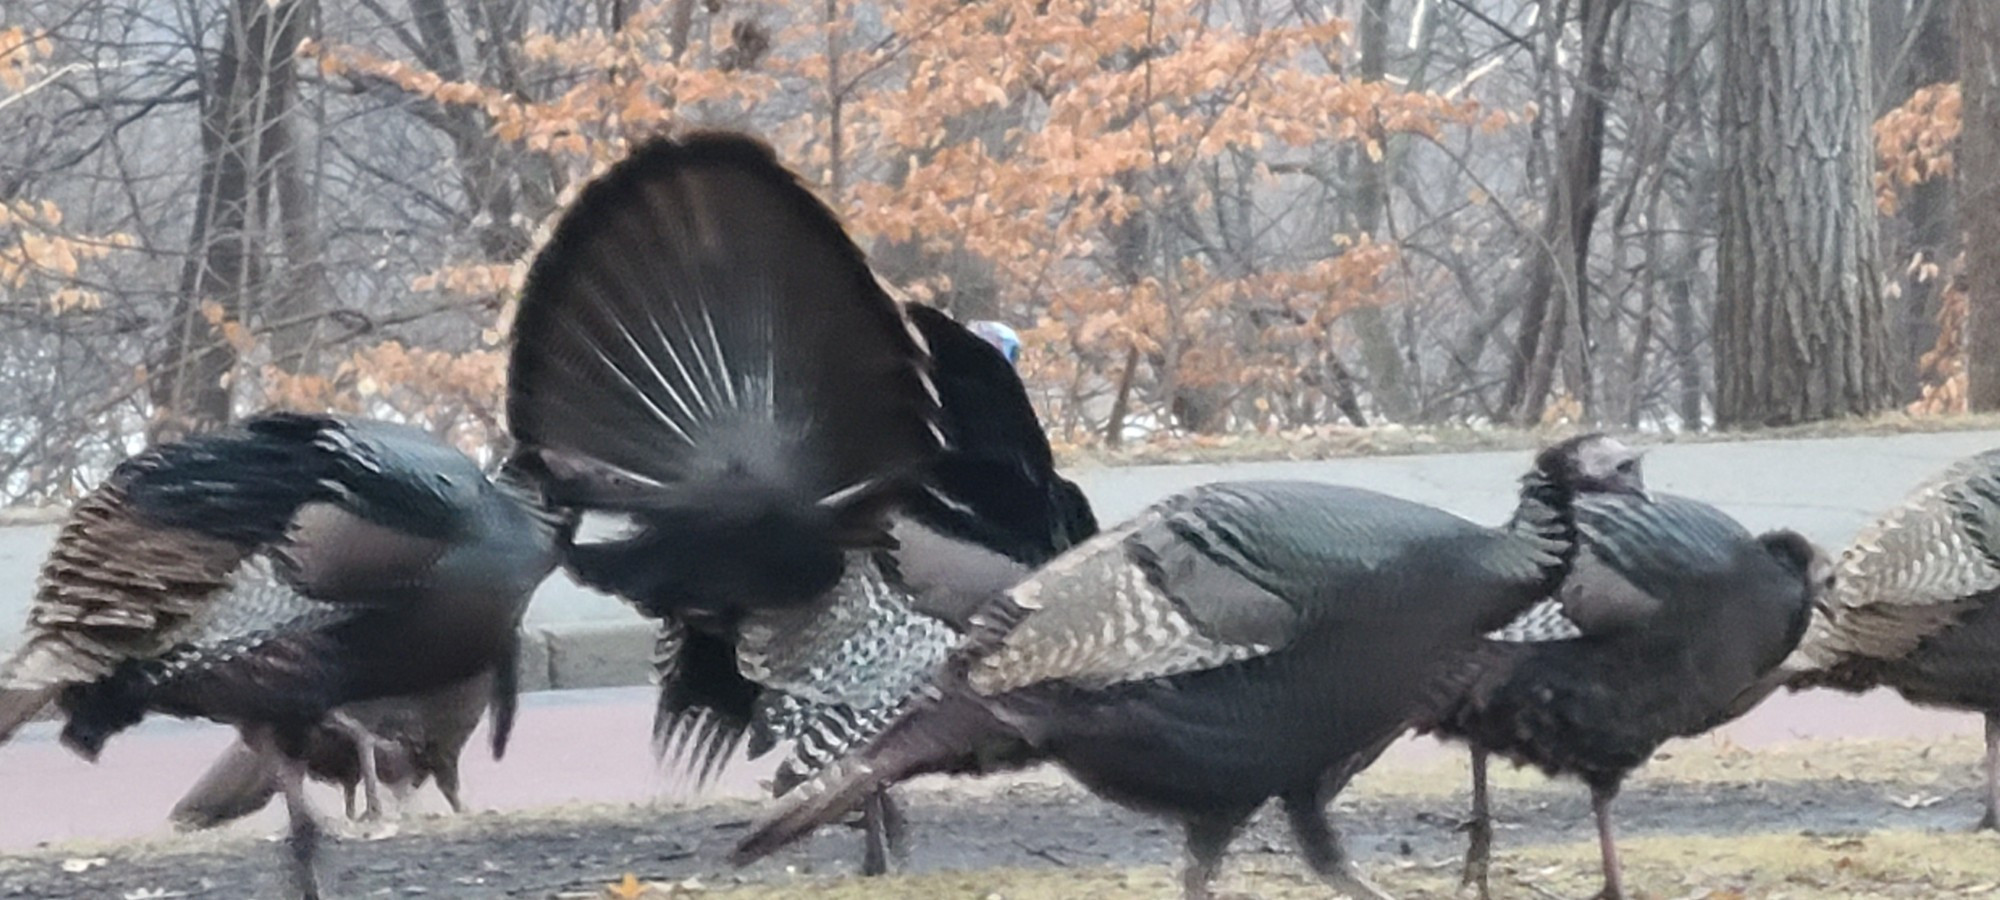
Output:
[1781, 447, 2000, 829]
[1004, 490, 1567, 814]
[504, 131, 1093, 876]
[170, 671, 493, 829]
[737, 435, 1651, 900]
[1422, 493, 1823, 900]
[0, 413, 564, 899]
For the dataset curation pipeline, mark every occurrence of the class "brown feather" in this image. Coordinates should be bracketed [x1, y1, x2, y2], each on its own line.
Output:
[6, 479, 247, 690]
[0, 685, 57, 743]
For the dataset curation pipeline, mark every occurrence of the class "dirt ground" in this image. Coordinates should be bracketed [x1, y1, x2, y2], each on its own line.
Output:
[6, 736, 1999, 899]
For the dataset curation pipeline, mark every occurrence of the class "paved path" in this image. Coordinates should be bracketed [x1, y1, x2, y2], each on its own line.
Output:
[3, 430, 1998, 851]
[0, 683, 1977, 853]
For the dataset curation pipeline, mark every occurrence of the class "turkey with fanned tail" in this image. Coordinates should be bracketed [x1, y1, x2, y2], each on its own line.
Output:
[1419, 485, 1826, 900]
[732, 434, 1649, 900]
[503, 131, 1097, 876]
[1774, 447, 2000, 830]
[0, 413, 567, 899]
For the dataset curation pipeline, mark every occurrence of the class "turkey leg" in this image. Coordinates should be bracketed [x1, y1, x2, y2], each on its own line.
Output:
[1981, 713, 1999, 831]
[328, 711, 388, 821]
[1283, 788, 1395, 900]
[1459, 748, 1493, 899]
[434, 755, 466, 814]
[1179, 807, 1254, 900]
[1589, 780, 1626, 900]
[859, 789, 891, 876]
[250, 727, 325, 900]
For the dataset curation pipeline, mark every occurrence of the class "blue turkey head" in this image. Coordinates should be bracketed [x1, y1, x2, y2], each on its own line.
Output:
[969, 320, 1022, 367]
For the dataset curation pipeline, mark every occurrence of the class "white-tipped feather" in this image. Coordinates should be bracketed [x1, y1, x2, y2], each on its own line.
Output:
[818, 479, 879, 510]
[1484, 597, 1584, 643]
[642, 310, 710, 422]
[699, 299, 741, 410]
[572, 315, 695, 446]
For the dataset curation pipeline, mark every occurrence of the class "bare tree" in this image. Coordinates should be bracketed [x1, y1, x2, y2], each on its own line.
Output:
[1344, 0, 1409, 422]
[152, 0, 277, 440]
[1877, 0, 1957, 393]
[1714, 0, 1892, 427]
[1498, 0, 1623, 425]
[1963, 1, 2000, 410]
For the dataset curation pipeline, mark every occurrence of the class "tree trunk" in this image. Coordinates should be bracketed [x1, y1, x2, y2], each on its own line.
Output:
[151, 0, 272, 440]
[1499, 0, 1623, 424]
[265, 0, 327, 371]
[1963, 2, 2000, 410]
[1342, 0, 1404, 423]
[1664, 0, 1709, 430]
[1715, 0, 1892, 427]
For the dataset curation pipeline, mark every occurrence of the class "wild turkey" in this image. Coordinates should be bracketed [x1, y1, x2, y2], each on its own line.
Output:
[0, 413, 565, 899]
[1419, 491, 1827, 900]
[504, 131, 1096, 876]
[1778, 447, 2000, 829]
[169, 670, 492, 829]
[735, 434, 1651, 900]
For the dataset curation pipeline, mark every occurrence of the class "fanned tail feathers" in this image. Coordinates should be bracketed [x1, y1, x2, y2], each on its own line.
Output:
[507, 132, 943, 615]
[648, 620, 758, 786]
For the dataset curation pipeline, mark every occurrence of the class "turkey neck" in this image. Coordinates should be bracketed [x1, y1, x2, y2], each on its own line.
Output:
[1506, 471, 1583, 592]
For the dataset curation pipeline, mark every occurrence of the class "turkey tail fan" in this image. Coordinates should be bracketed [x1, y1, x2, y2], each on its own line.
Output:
[508, 132, 943, 613]
[649, 622, 758, 786]
[0, 685, 56, 744]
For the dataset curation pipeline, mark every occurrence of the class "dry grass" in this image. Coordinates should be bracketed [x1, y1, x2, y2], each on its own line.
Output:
[1345, 735, 1988, 803]
[659, 830, 2000, 899]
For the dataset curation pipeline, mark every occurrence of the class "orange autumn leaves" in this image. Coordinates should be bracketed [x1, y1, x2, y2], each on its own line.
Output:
[2, 30, 137, 316]
[1873, 82, 1967, 415]
[289, 0, 1502, 440]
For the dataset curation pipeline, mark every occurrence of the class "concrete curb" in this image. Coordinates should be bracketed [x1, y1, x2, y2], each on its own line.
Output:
[525, 620, 657, 691]
[25, 621, 660, 723]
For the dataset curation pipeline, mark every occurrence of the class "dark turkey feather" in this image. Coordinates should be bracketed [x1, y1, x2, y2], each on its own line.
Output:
[505, 132, 1101, 878]
[901, 303, 1096, 565]
[0, 412, 563, 899]
[508, 134, 1088, 796]
[737, 436, 1646, 900]
[508, 131, 943, 619]
[1419, 492, 1822, 900]
[1782, 447, 2000, 829]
